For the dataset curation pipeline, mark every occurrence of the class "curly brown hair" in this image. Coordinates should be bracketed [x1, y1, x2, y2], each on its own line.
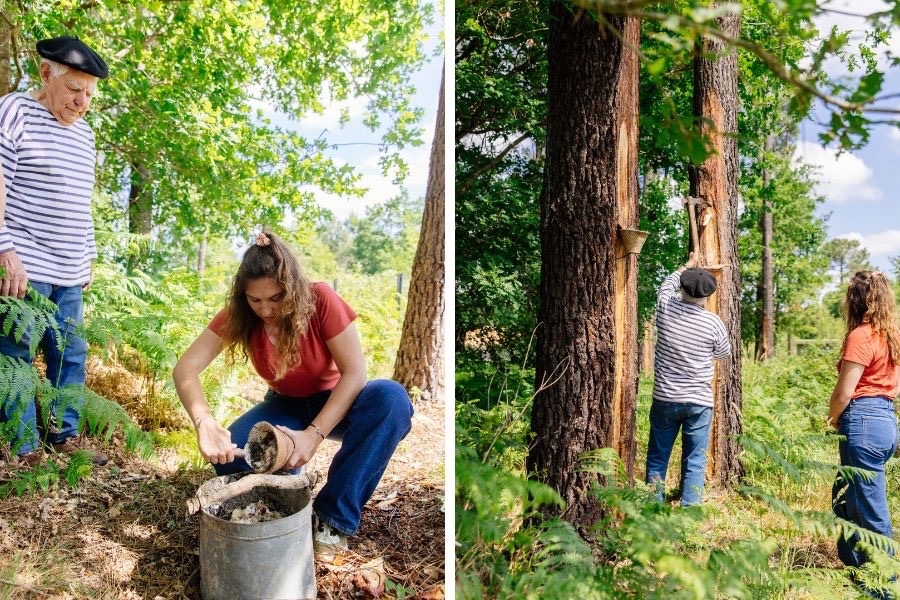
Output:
[218, 230, 316, 380]
[842, 270, 900, 365]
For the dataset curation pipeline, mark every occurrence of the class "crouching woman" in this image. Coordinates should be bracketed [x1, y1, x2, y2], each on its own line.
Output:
[173, 230, 413, 555]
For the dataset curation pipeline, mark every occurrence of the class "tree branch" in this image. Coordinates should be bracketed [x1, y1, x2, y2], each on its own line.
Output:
[580, 1, 900, 116]
[458, 131, 531, 195]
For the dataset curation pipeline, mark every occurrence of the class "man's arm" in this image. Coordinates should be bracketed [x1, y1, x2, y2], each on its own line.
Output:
[0, 169, 26, 299]
[658, 252, 698, 307]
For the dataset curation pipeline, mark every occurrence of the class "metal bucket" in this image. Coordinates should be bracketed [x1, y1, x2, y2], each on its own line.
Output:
[199, 479, 316, 599]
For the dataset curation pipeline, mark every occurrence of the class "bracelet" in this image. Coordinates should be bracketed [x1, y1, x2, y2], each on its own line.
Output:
[310, 423, 325, 440]
[194, 415, 212, 428]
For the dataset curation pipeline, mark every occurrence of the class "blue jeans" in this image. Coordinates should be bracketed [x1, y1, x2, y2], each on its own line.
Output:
[832, 396, 898, 571]
[214, 379, 414, 535]
[645, 399, 713, 506]
[0, 282, 87, 454]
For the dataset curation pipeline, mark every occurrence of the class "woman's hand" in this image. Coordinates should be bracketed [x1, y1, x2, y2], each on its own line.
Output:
[277, 425, 323, 470]
[197, 418, 240, 465]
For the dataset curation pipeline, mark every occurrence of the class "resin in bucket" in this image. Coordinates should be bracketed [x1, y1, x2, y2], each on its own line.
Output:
[192, 472, 318, 600]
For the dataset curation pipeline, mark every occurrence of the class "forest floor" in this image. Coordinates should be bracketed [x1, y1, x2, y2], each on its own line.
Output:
[0, 375, 445, 599]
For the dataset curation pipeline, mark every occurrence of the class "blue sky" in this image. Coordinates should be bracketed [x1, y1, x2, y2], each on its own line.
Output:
[793, 0, 900, 274]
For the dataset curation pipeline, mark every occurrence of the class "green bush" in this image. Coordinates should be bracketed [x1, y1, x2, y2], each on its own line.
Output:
[456, 350, 900, 598]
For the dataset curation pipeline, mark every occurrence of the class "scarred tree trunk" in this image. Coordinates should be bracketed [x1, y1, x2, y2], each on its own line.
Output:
[755, 136, 775, 361]
[527, 6, 640, 528]
[392, 68, 444, 402]
[688, 8, 743, 486]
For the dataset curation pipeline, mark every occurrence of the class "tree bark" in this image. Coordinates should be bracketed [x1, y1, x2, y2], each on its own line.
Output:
[688, 8, 743, 486]
[127, 162, 152, 273]
[527, 6, 640, 528]
[0, 15, 12, 95]
[755, 136, 775, 361]
[392, 68, 445, 403]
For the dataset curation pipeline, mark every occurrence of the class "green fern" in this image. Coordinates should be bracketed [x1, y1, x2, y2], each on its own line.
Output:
[0, 288, 62, 357]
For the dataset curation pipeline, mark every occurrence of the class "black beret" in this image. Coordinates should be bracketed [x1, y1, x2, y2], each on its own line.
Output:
[681, 268, 717, 298]
[36, 36, 108, 79]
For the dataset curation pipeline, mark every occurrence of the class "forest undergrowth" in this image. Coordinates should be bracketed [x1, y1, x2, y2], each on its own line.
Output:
[456, 348, 900, 599]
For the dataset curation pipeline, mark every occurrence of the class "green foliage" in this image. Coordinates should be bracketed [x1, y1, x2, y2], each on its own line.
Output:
[321, 272, 407, 379]
[304, 194, 424, 277]
[822, 238, 875, 286]
[0, 287, 61, 358]
[455, 158, 541, 361]
[347, 194, 423, 275]
[0, 454, 93, 497]
[637, 178, 687, 330]
[456, 358, 535, 473]
[455, 0, 544, 364]
[11, 0, 432, 266]
[738, 146, 830, 345]
[0, 289, 155, 462]
[457, 349, 900, 597]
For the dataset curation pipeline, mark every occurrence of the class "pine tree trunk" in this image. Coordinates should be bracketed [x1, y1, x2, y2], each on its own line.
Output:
[756, 136, 775, 360]
[527, 6, 640, 528]
[392, 69, 445, 402]
[688, 8, 743, 486]
[127, 162, 152, 273]
[0, 15, 12, 96]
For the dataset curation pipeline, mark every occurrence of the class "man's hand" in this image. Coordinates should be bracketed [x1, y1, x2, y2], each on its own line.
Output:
[82, 263, 94, 292]
[0, 250, 27, 299]
[277, 425, 323, 470]
[685, 251, 699, 270]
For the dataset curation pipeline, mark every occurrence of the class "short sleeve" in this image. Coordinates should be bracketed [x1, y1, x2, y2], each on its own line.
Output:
[315, 283, 357, 340]
[207, 308, 228, 336]
[843, 326, 874, 367]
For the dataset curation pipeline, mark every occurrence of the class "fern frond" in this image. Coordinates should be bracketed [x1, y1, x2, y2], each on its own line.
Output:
[0, 289, 61, 356]
[81, 387, 154, 458]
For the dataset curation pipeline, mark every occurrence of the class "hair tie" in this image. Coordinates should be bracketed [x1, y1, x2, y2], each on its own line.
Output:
[256, 232, 271, 247]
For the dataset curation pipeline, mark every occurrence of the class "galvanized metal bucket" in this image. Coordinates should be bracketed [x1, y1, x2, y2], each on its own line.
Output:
[197, 475, 317, 600]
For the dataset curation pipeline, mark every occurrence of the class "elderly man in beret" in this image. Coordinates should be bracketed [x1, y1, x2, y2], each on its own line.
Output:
[0, 36, 109, 467]
[645, 252, 730, 506]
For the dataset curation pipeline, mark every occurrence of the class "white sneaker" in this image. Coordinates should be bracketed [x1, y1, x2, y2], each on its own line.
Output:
[312, 515, 348, 561]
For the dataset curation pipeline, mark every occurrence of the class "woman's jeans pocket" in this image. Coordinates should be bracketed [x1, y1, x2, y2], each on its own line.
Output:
[862, 416, 898, 452]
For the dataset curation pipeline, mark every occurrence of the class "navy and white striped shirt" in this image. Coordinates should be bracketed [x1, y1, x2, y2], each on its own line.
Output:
[652, 271, 730, 407]
[0, 92, 97, 286]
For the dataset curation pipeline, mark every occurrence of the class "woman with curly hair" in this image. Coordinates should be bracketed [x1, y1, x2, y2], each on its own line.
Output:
[173, 230, 413, 556]
[829, 270, 900, 578]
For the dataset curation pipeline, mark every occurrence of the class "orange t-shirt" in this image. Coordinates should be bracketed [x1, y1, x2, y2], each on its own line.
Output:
[208, 282, 357, 397]
[839, 323, 900, 400]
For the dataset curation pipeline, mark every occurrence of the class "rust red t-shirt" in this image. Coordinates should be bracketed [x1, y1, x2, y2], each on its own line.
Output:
[839, 323, 900, 400]
[208, 282, 357, 397]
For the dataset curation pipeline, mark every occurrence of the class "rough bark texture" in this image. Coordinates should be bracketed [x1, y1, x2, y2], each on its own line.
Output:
[527, 7, 640, 527]
[756, 136, 775, 360]
[392, 69, 445, 403]
[688, 10, 743, 486]
[0, 17, 11, 96]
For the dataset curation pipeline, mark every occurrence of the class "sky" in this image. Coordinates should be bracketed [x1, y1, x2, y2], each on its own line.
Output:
[793, 0, 900, 274]
[258, 8, 443, 222]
